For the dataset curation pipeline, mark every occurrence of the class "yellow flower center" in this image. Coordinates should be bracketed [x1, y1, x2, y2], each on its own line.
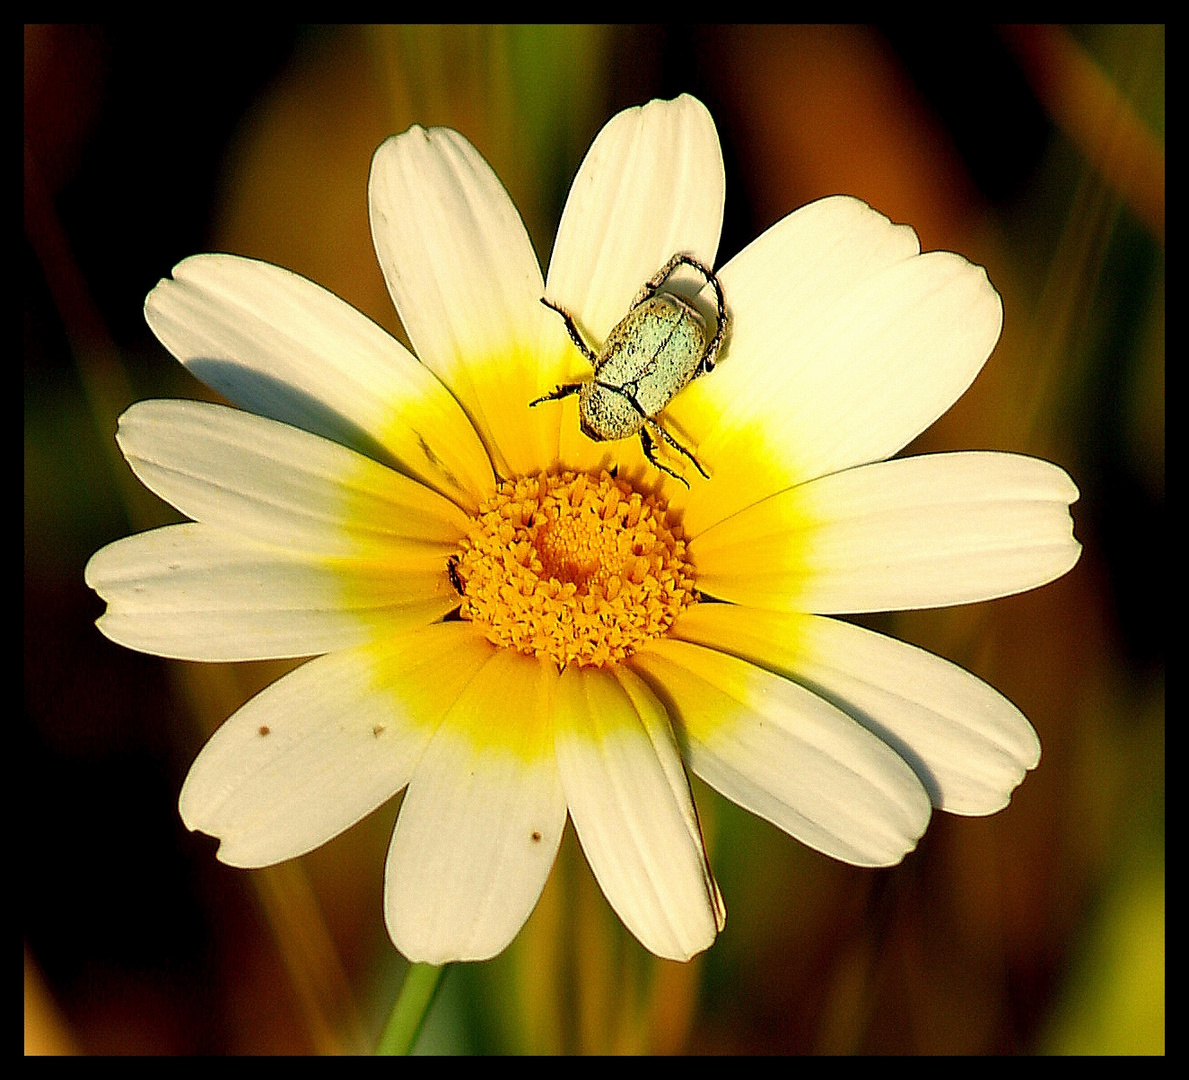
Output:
[451, 470, 698, 668]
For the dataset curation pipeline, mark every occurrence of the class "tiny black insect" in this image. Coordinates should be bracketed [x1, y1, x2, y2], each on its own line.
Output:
[446, 554, 465, 596]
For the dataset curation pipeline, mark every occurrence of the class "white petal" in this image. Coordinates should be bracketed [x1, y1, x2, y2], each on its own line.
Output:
[115, 400, 470, 559]
[631, 639, 932, 867]
[540, 95, 724, 476]
[668, 200, 1000, 533]
[178, 624, 492, 867]
[671, 605, 1041, 815]
[85, 523, 456, 661]
[384, 650, 566, 964]
[144, 254, 495, 511]
[691, 452, 1082, 613]
[369, 126, 566, 476]
[547, 94, 725, 345]
[554, 665, 722, 962]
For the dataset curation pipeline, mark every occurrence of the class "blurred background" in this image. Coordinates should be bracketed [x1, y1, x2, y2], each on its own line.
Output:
[24, 25, 1163, 1054]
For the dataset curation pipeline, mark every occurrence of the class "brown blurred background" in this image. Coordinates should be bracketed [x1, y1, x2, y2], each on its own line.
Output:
[25, 25, 1163, 1054]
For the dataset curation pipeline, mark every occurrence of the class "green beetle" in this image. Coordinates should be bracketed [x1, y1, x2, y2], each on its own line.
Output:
[531, 254, 728, 485]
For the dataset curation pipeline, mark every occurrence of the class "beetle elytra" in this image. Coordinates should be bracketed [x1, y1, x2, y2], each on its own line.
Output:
[530, 254, 728, 485]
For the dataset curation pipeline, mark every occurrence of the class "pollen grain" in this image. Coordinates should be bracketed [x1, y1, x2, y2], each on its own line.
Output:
[451, 471, 697, 668]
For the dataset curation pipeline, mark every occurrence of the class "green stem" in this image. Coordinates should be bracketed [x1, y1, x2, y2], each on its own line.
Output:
[375, 963, 447, 1055]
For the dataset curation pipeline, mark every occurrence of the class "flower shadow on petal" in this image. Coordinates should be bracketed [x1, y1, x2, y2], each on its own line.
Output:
[187, 357, 406, 473]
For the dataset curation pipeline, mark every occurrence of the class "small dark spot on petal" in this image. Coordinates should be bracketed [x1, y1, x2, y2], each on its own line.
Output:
[531, 831, 542, 842]
[258, 726, 270, 736]
[373, 724, 385, 737]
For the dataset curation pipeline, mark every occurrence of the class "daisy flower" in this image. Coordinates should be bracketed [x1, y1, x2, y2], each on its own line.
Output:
[85, 95, 1080, 965]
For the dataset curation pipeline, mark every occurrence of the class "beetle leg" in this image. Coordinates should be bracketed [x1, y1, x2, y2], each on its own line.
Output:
[648, 419, 710, 480]
[632, 253, 715, 304]
[698, 265, 729, 375]
[540, 297, 599, 367]
[632, 253, 689, 307]
[529, 381, 586, 407]
[595, 382, 708, 479]
[639, 426, 689, 488]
